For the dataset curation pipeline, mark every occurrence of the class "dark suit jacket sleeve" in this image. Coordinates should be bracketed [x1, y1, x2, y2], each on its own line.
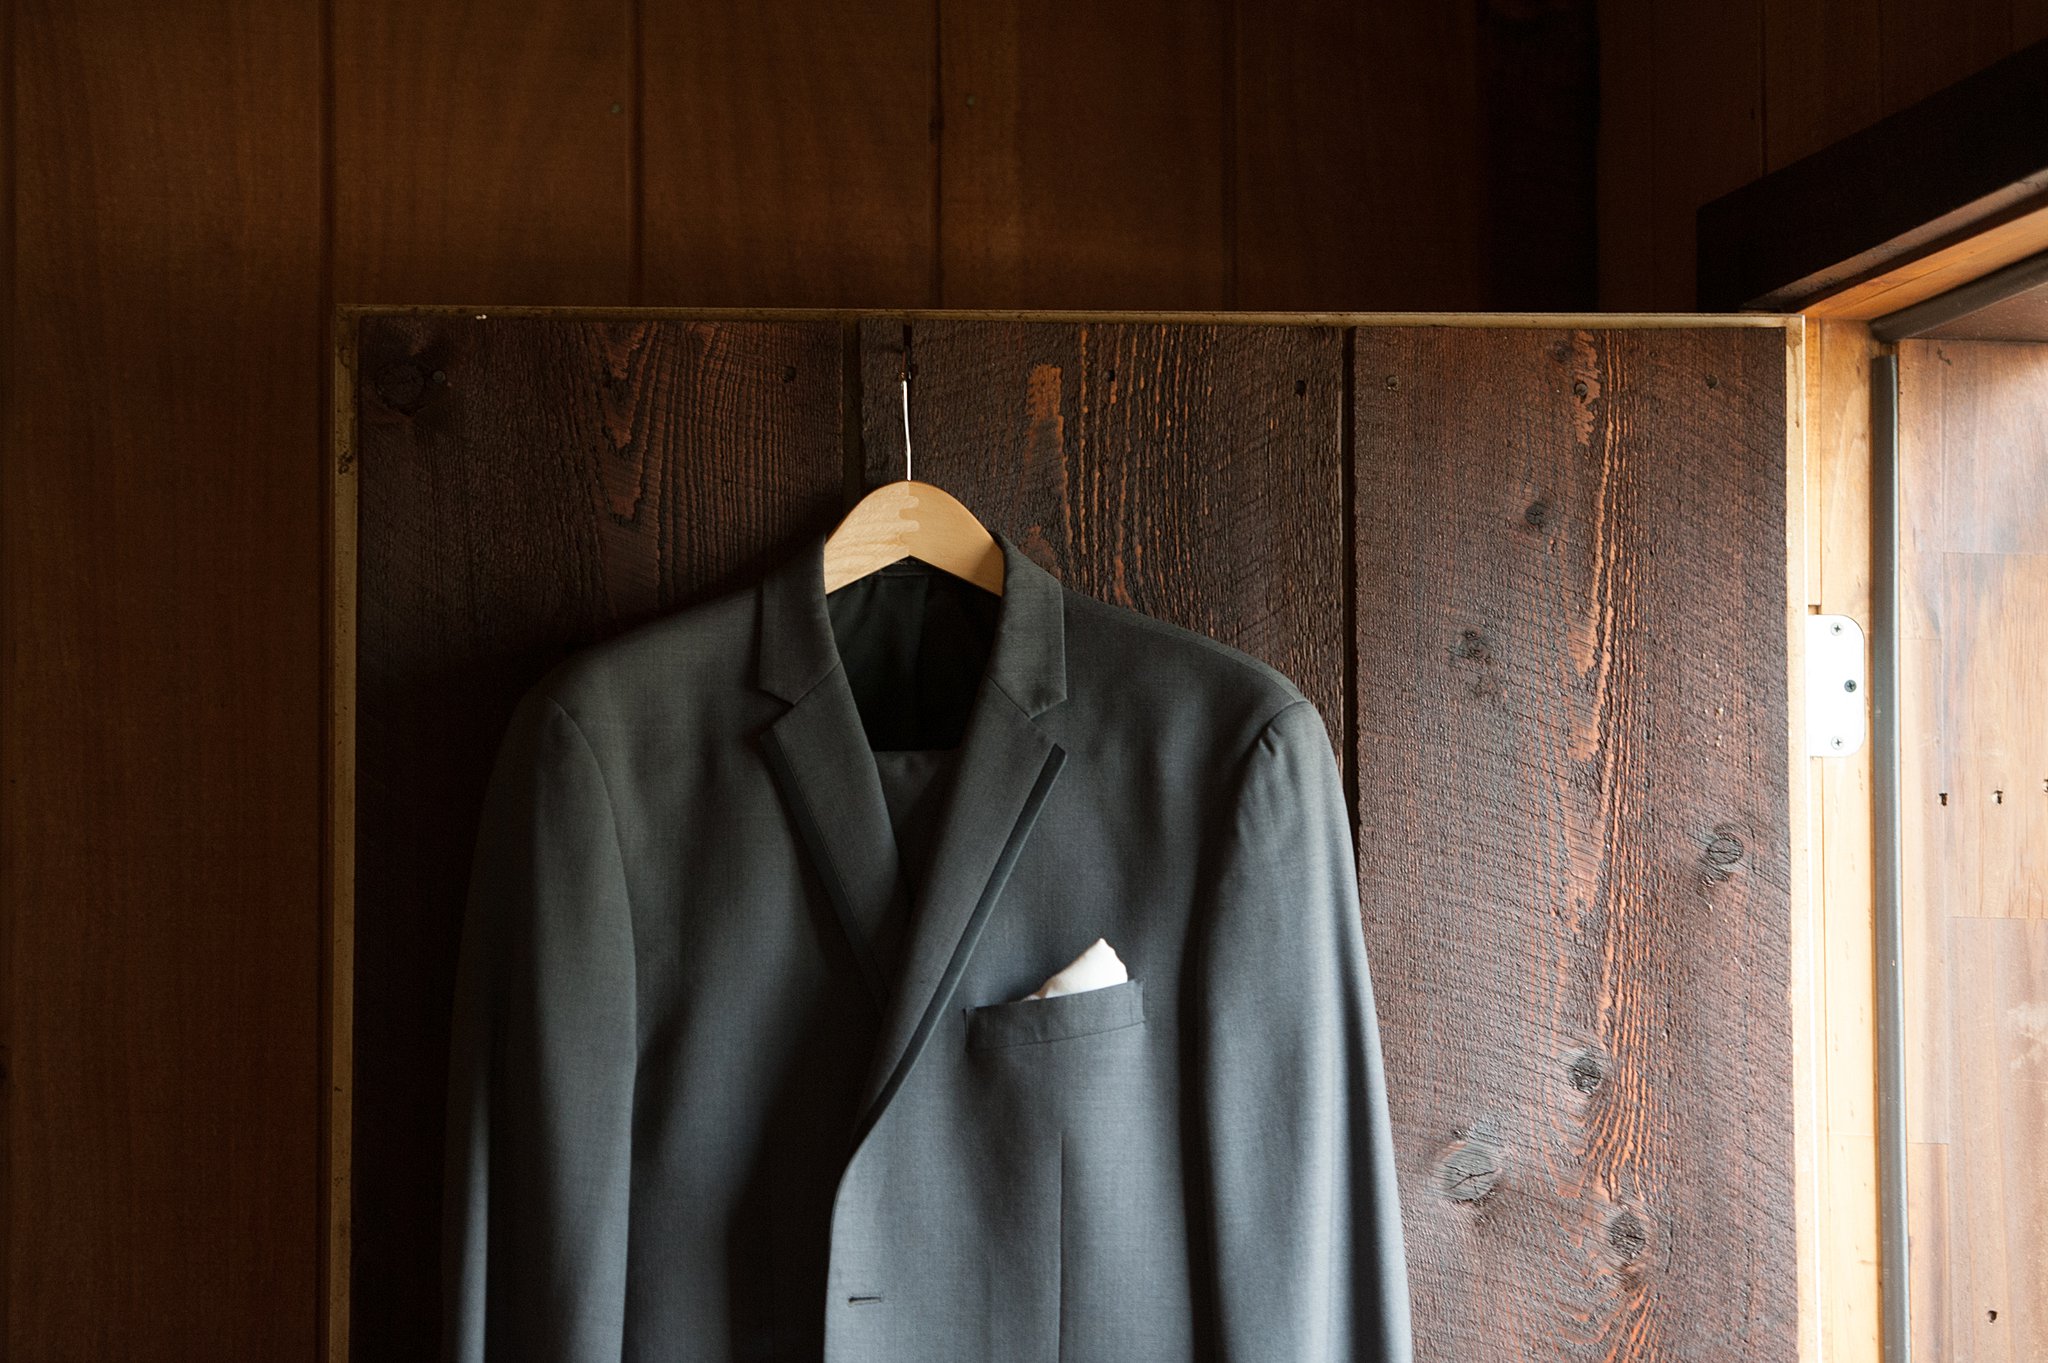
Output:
[1193, 698, 1415, 1362]
[442, 688, 638, 1363]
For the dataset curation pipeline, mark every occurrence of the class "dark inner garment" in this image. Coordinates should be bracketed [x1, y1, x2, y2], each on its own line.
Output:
[824, 558, 999, 937]
[825, 556, 998, 752]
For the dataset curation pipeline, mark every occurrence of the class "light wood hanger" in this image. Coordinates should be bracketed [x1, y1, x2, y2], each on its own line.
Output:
[821, 367, 1005, 596]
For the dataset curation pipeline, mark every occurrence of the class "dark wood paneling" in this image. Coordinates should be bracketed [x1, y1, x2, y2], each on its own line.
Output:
[641, 0, 936, 307]
[347, 316, 847, 1359]
[1601, 0, 1765, 309]
[1233, 0, 1484, 310]
[332, 0, 636, 305]
[938, 1, 1229, 309]
[1880, 0, 2013, 110]
[4, 0, 326, 1357]
[1477, 0, 1599, 311]
[857, 318, 1347, 728]
[1351, 326, 1795, 1362]
[1764, 0, 1882, 169]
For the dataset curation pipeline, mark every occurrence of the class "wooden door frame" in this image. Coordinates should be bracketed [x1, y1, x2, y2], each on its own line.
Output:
[325, 306, 1806, 1363]
[1702, 45, 2048, 1360]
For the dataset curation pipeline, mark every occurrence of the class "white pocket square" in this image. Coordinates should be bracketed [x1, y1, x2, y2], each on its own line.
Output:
[1025, 937, 1128, 1000]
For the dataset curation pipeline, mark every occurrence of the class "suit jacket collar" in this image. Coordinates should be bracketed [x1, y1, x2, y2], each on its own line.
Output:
[756, 525, 1068, 717]
[753, 524, 1070, 1151]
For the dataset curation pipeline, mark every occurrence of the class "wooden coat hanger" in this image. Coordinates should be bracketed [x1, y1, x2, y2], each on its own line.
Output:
[822, 367, 1005, 596]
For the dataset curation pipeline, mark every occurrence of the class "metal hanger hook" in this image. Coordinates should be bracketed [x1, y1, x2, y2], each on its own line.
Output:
[898, 368, 913, 483]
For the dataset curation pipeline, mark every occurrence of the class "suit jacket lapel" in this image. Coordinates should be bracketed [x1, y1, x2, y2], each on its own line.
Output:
[752, 524, 1071, 1148]
[848, 687, 1065, 1146]
[758, 681, 902, 1010]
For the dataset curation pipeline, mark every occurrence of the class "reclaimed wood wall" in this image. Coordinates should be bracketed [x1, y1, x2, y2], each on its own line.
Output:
[346, 311, 1795, 1362]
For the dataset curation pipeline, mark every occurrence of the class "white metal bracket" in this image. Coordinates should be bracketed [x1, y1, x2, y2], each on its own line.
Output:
[1805, 614, 1867, 756]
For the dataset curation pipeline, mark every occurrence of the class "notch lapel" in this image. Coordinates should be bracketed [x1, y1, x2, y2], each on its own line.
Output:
[755, 533, 906, 1012]
[759, 685, 902, 1011]
[752, 525, 1071, 1149]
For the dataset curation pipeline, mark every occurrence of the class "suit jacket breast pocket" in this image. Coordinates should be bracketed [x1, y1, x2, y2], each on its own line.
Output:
[963, 978, 1146, 1051]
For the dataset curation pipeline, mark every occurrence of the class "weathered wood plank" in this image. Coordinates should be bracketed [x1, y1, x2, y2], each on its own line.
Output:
[1351, 325, 1795, 1362]
[857, 317, 1346, 729]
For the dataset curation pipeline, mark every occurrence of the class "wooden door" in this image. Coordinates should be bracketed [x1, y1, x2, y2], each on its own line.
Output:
[336, 310, 1800, 1363]
[1895, 338, 2048, 1362]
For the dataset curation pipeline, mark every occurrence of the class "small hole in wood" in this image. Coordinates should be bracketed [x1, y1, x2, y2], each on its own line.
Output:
[1939, 792, 1949, 806]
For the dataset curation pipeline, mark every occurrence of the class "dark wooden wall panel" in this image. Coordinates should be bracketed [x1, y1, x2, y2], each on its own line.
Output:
[856, 318, 1347, 728]
[641, 0, 937, 307]
[1234, 0, 1485, 310]
[347, 316, 847, 1359]
[332, 0, 636, 306]
[1351, 326, 1794, 1362]
[4, 0, 327, 1358]
[937, 1, 1230, 308]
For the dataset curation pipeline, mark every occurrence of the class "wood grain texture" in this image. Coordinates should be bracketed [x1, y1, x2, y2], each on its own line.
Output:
[1596, 0, 1765, 308]
[856, 317, 1347, 728]
[5, 0, 326, 1357]
[1654, 0, 1765, 309]
[1899, 341, 2048, 923]
[1880, 0, 2014, 110]
[346, 316, 847, 1359]
[1233, 0, 1483, 310]
[332, 0, 635, 305]
[1594, 0, 1657, 308]
[938, 0, 1229, 309]
[1944, 918, 2048, 1360]
[1763, 0, 1882, 170]
[641, 0, 936, 308]
[1896, 339, 2048, 1362]
[1803, 320, 1884, 1363]
[1352, 326, 1795, 1362]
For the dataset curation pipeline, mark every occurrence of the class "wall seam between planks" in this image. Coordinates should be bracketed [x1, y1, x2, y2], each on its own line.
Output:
[929, 0, 944, 306]
[629, 0, 645, 304]
[842, 321, 867, 505]
[0, 0, 16, 1342]
[1220, 0, 1239, 309]
[315, 0, 341, 1352]
[1339, 327, 1358, 828]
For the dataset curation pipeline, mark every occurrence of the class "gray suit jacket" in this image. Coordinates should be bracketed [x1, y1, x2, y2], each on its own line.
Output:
[442, 527, 1414, 1363]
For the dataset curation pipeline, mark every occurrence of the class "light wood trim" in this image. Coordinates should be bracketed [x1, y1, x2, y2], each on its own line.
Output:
[1805, 203, 2048, 322]
[334, 303, 1798, 329]
[1784, 319, 1821, 1363]
[1801, 318, 1884, 1363]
